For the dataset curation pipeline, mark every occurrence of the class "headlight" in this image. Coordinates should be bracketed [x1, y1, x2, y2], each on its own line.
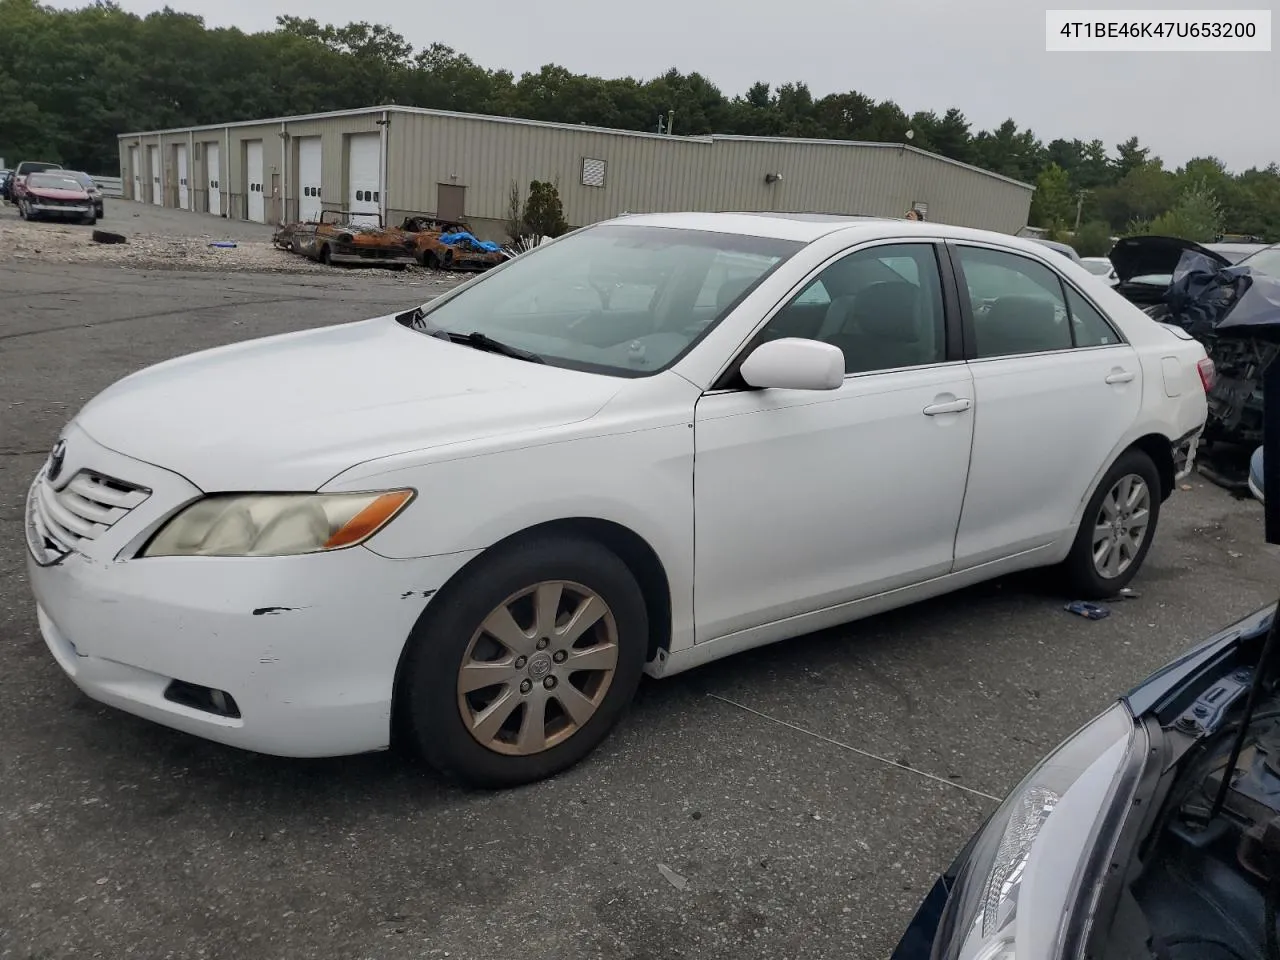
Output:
[940, 703, 1141, 960]
[140, 490, 414, 558]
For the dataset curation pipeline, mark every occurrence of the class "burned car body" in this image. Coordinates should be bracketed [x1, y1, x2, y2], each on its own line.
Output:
[276, 210, 416, 268]
[399, 215, 508, 272]
[1111, 236, 1280, 447]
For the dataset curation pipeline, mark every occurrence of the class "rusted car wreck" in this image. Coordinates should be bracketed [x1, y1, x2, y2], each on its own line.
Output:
[399, 216, 509, 272]
[274, 211, 417, 268]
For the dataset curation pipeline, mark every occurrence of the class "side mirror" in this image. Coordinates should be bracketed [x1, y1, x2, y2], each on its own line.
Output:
[739, 338, 845, 391]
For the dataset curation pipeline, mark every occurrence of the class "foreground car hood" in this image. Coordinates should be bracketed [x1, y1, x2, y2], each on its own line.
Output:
[1110, 235, 1231, 284]
[75, 317, 623, 491]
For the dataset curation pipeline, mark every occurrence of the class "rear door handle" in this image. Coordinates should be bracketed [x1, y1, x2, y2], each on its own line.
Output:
[1105, 369, 1136, 384]
[923, 398, 972, 416]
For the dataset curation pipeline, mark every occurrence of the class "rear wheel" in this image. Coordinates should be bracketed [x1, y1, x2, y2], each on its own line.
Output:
[1061, 449, 1161, 598]
[319, 244, 332, 266]
[399, 536, 648, 788]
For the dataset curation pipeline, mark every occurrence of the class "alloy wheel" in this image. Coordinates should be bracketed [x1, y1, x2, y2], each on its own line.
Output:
[456, 580, 619, 756]
[1091, 473, 1152, 579]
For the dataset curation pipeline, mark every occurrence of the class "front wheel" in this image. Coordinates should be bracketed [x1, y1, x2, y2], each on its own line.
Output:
[398, 536, 648, 788]
[1061, 449, 1161, 599]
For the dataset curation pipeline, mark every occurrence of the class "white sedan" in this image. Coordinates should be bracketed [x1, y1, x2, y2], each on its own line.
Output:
[25, 212, 1211, 787]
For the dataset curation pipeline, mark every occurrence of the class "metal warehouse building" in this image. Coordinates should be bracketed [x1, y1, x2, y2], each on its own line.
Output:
[117, 105, 1033, 239]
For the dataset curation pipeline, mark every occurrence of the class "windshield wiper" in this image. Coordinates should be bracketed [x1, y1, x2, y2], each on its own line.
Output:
[430, 329, 545, 364]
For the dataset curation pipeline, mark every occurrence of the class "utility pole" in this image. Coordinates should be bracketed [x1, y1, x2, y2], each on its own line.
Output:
[1074, 190, 1087, 231]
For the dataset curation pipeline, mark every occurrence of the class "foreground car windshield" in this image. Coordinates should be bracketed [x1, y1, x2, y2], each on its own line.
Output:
[409, 223, 801, 376]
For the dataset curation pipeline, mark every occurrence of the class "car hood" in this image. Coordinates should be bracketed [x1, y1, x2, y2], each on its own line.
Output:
[29, 187, 88, 201]
[74, 316, 625, 491]
[1110, 235, 1232, 284]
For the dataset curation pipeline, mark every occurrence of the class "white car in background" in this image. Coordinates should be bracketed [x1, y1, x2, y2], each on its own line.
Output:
[25, 212, 1211, 787]
[1081, 256, 1120, 285]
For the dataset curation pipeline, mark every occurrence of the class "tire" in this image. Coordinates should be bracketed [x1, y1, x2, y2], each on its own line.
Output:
[399, 536, 648, 788]
[91, 230, 127, 245]
[319, 244, 332, 266]
[421, 251, 438, 270]
[1061, 448, 1162, 599]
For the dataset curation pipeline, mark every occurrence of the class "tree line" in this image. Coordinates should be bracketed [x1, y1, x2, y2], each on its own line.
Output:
[2, 0, 1277, 249]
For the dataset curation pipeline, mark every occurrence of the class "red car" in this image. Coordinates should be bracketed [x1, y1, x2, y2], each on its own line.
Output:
[15, 171, 98, 225]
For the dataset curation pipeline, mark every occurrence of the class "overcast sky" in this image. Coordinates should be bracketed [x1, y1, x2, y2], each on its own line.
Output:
[49, 0, 1277, 171]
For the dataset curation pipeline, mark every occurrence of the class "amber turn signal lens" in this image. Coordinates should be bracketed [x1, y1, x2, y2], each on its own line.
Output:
[323, 490, 414, 549]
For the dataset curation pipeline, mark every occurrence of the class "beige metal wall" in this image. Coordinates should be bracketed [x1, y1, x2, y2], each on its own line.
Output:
[387, 111, 1031, 238]
[119, 106, 1032, 236]
[118, 112, 387, 222]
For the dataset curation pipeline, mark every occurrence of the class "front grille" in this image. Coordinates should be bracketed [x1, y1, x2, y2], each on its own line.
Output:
[27, 468, 150, 562]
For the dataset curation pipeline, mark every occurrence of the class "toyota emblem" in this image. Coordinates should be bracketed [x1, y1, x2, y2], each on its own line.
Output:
[46, 440, 67, 483]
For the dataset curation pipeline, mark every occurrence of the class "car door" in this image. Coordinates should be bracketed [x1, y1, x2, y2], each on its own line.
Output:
[693, 241, 976, 643]
[946, 241, 1143, 569]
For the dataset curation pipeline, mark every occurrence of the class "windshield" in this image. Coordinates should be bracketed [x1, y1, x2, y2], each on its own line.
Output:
[1082, 260, 1114, 276]
[68, 172, 94, 188]
[1240, 247, 1280, 278]
[18, 162, 60, 175]
[27, 173, 83, 190]
[406, 223, 802, 376]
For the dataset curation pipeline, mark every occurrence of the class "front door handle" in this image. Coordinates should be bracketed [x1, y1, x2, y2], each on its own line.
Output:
[923, 398, 972, 416]
[1105, 369, 1136, 384]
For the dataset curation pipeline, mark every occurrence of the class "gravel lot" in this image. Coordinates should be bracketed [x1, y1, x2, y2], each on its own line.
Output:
[3, 212, 1280, 960]
[0, 198, 456, 276]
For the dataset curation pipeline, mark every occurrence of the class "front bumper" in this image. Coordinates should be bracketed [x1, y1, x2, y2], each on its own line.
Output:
[890, 827, 986, 960]
[28, 201, 92, 217]
[24, 426, 479, 757]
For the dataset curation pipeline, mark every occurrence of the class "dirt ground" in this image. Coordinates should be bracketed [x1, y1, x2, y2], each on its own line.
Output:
[0, 197, 462, 279]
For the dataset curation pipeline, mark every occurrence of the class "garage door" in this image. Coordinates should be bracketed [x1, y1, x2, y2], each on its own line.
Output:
[207, 143, 221, 215]
[129, 145, 141, 201]
[297, 136, 322, 223]
[347, 132, 380, 226]
[246, 140, 264, 223]
[175, 144, 189, 210]
[148, 146, 161, 205]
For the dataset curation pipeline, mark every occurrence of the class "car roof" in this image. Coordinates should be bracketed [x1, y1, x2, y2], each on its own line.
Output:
[604, 211, 1053, 254]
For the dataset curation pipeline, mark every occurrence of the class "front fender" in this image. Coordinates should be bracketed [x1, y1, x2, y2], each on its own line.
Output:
[323, 417, 698, 653]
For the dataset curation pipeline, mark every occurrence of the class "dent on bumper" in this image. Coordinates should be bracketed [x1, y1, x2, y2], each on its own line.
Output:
[27, 544, 479, 757]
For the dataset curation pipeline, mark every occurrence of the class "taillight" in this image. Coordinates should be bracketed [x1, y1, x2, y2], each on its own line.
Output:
[1197, 357, 1216, 392]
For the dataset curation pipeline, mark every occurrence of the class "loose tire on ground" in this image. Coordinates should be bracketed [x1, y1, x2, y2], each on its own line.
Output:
[398, 536, 648, 788]
[91, 230, 127, 245]
[1061, 448, 1162, 599]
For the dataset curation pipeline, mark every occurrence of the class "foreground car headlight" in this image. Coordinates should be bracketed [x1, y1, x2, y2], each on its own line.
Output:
[140, 490, 414, 558]
[940, 703, 1141, 960]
